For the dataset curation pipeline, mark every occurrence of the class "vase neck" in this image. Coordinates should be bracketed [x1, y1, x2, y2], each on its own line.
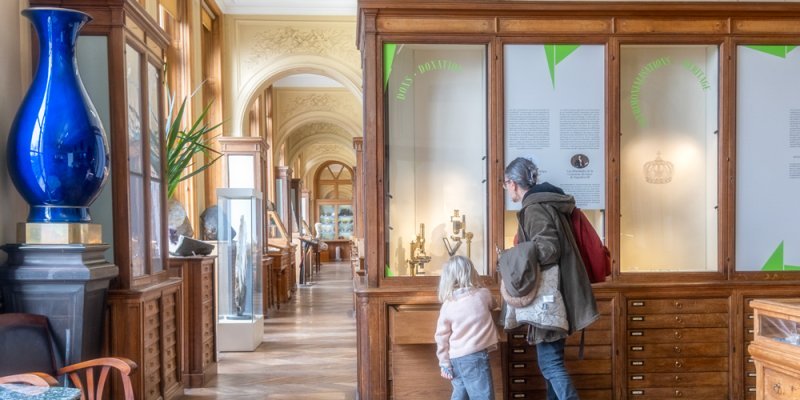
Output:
[23, 8, 91, 75]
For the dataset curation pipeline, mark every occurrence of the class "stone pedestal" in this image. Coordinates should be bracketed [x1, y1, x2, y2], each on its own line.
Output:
[0, 244, 118, 366]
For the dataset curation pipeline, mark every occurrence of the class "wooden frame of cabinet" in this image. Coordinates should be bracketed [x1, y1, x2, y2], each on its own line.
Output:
[30, 1, 182, 399]
[356, 2, 800, 399]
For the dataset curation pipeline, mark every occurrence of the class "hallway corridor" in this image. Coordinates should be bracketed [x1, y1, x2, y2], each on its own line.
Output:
[182, 261, 358, 399]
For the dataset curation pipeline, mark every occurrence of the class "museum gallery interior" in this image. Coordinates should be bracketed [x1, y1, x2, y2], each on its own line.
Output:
[2, 0, 800, 399]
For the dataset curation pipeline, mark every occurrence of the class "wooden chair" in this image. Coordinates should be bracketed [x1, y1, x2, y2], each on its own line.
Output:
[59, 357, 137, 400]
[0, 313, 138, 399]
[0, 372, 58, 387]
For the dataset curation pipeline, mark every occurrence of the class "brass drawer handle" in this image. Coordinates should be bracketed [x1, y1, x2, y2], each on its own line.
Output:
[674, 331, 682, 339]
[674, 375, 681, 382]
[773, 383, 782, 394]
[674, 390, 683, 397]
[674, 301, 683, 309]
[674, 316, 683, 323]
[674, 361, 682, 368]
[673, 346, 681, 353]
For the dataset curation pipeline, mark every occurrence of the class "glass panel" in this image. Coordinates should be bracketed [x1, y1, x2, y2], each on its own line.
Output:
[275, 178, 285, 224]
[319, 184, 336, 199]
[338, 205, 354, 239]
[329, 163, 343, 177]
[503, 44, 607, 249]
[736, 45, 800, 272]
[130, 175, 146, 277]
[228, 155, 255, 188]
[339, 167, 352, 180]
[320, 167, 334, 180]
[126, 44, 143, 174]
[318, 204, 336, 240]
[338, 185, 353, 200]
[150, 180, 163, 273]
[384, 43, 488, 276]
[620, 45, 718, 272]
[759, 314, 800, 346]
[147, 62, 161, 179]
[267, 210, 289, 242]
[217, 188, 263, 321]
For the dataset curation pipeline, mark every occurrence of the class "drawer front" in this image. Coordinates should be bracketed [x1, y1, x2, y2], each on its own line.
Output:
[628, 342, 728, 357]
[509, 390, 612, 400]
[521, 359, 613, 375]
[509, 374, 612, 391]
[509, 361, 536, 377]
[628, 313, 728, 328]
[628, 357, 728, 373]
[764, 367, 800, 400]
[508, 345, 536, 360]
[627, 328, 728, 343]
[628, 298, 728, 314]
[628, 386, 728, 399]
[628, 371, 727, 387]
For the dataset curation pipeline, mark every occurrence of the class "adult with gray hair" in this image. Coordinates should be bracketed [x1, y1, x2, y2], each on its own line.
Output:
[500, 157, 599, 400]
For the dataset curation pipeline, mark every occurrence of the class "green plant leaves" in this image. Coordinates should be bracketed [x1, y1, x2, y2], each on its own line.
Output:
[165, 90, 223, 199]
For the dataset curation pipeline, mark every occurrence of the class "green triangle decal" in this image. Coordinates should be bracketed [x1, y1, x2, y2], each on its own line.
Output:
[544, 44, 580, 88]
[762, 241, 785, 271]
[746, 45, 799, 59]
[784, 264, 800, 271]
[384, 43, 398, 92]
[385, 264, 394, 277]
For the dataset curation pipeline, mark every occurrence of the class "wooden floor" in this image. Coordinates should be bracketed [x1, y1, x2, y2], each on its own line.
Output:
[181, 261, 358, 399]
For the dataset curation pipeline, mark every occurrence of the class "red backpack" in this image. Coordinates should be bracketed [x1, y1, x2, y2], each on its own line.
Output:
[570, 208, 611, 283]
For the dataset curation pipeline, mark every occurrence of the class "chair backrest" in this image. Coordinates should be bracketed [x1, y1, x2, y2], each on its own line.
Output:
[0, 372, 58, 387]
[0, 313, 61, 377]
[58, 357, 137, 400]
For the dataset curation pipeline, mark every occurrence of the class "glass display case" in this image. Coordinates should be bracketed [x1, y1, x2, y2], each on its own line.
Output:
[749, 298, 800, 399]
[216, 188, 263, 352]
[383, 43, 488, 276]
[619, 44, 719, 273]
[267, 210, 290, 246]
[317, 204, 353, 240]
[502, 43, 607, 255]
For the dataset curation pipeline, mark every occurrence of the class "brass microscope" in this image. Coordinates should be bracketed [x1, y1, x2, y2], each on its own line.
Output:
[408, 223, 432, 276]
[442, 209, 474, 259]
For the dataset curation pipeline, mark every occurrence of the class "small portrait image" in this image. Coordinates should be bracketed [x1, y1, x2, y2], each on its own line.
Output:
[570, 153, 590, 169]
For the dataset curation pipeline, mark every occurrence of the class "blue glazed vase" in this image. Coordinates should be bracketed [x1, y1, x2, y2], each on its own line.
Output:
[7, 7, 109, 223]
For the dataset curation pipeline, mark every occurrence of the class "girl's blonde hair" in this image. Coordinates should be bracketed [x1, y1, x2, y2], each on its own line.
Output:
[438, 255, 480, 302]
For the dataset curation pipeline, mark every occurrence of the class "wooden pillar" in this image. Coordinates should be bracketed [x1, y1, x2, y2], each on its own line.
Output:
[353, 137, 364, 240]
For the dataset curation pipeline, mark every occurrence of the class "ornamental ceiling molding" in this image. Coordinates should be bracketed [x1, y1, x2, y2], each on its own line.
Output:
[241, 23, 359, 68]
[277, 89, 360, 123]
[288, 122, 350, 147]
[285, 128, 355, 169]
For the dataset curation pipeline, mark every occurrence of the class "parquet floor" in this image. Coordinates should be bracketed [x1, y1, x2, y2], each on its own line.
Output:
[181, 261, 358, 399]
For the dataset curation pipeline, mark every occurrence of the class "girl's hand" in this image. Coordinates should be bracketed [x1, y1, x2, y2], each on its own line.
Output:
[440, 366, 454, 380]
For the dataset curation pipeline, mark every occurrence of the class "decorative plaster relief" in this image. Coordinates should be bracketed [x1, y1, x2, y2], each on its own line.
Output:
[243, 24, 359, 68]
[277, 89, 361, 124]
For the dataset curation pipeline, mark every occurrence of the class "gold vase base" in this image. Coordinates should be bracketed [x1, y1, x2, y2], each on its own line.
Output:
[17, 223, 102, 245]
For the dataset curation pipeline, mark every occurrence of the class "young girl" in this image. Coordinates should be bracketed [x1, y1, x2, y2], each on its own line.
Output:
[435, 255, 498, 400]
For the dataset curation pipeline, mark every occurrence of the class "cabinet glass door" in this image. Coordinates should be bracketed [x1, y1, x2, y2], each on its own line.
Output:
[619, 44, 719, 273]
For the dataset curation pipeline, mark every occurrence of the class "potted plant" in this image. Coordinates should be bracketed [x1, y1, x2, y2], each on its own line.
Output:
[165, 89, 223, 244]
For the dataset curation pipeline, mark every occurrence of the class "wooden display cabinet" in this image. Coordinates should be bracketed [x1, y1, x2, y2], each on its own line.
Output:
[355, 1, 800, 399]
[168, 256, 217, 388]
[30, 0, 182, 399]
[748, 299, 800, 400]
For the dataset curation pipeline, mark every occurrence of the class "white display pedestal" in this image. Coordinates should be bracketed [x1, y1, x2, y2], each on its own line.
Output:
[218, 316, 264, 352]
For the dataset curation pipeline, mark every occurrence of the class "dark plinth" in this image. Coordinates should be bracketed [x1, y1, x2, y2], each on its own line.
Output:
[0, 244, 118, 366]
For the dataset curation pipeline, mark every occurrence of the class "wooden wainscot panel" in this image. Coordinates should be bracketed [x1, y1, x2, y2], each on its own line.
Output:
[499, 18, 611, 34]
[376, 16, 495, 34]
[389, 305, 439, 344]
[391, 344, 504, 399]
[616, 18, 728, 34]
[733, 19, 800, 34]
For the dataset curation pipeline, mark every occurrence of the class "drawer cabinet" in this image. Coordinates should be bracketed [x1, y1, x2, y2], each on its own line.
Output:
[626, 296, 730, 398]
[749, 299, 800, 400]
[506, 296, 614, 400]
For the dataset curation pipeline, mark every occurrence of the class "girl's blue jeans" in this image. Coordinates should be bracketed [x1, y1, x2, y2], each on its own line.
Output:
[537, 338, 580, 400]
[450, 349, 494, 400]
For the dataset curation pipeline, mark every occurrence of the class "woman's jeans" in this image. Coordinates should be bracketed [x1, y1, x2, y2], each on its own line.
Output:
[450, 349, 494, 400]
[537, 338, 579, 400]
